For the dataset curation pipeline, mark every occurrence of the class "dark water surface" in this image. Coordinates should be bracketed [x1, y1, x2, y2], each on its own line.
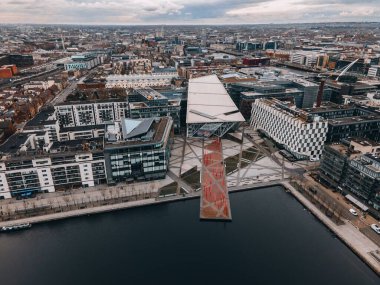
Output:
[0, 186, 379, 285]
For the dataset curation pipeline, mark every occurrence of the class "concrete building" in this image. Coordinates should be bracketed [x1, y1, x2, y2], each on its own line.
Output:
[251, 98, 328, 160]
[105, 73, 177, 89]
[55, 100, 129, 127]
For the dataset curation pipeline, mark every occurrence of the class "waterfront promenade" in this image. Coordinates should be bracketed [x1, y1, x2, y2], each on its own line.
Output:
[283, 182, 380, 275]
[0, 180, 282, 228]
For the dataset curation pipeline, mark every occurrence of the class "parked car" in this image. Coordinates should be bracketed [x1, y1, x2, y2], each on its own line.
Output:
[349, 208, 358, 216]
[370, 224, 380, 234]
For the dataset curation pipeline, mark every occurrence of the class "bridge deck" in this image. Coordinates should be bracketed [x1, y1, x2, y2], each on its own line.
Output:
[200, 139, 232, 221]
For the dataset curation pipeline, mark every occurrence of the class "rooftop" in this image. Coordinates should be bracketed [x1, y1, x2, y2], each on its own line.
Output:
[105, 117, 172, 148]
[186, 75, 244, 124]
[134, 87, 167, 101]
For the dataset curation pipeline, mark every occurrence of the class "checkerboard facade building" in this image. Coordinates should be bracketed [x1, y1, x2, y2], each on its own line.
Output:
[251, 99, 328, 160]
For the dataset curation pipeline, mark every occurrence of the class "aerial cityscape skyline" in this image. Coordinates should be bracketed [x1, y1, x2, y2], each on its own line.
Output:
[0, 2, 380, 283]
[1, 0, 380, 24]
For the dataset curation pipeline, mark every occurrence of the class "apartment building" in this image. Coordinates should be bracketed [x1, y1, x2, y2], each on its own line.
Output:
[105, 72, 177, 89]
[319, 138, 380, 213]
[55, 100, 129, 127]
[0, 115, 173, 199]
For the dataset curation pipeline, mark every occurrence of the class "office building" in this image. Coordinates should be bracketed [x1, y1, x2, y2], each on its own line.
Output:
[251, 98, 328, 160]
[129, 88, 181, 132]
[307, 103, 380, 143]
[104, 117, 173, 184]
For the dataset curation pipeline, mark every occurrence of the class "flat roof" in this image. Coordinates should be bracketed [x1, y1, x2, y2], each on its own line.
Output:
[186, 75, 245, 124]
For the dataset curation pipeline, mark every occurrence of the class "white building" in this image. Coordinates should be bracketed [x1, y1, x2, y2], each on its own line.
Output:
[55, 101, 129, 127]
[367, 65, 380, 78]
[0, 132, 106, 199]
[251, 98, 328, 160]
[105, 72, 177, 89]
[64, 54, 102, 71]
[290, 51, 320, 67]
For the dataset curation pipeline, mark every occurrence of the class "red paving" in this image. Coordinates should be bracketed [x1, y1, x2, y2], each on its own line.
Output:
[200, 138, 232, 220]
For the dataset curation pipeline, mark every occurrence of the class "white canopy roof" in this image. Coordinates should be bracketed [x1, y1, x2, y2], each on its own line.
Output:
[186, 75, 245, 124]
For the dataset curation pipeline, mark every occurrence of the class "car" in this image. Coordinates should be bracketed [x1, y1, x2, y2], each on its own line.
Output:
[349, 208, 358, 216]
[370, 224, 380, 234]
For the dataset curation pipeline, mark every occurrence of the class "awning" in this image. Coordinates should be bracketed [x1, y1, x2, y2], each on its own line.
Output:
[345, 194, 369, 211]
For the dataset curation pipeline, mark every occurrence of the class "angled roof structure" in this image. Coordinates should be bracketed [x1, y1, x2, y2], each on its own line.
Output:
[186, 75, 245, 124]
[121, 118, 155, 139]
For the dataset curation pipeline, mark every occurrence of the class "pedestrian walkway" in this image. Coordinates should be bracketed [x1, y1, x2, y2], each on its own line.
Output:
[200, 138, 231, 221]
[283, 182, 380, 275]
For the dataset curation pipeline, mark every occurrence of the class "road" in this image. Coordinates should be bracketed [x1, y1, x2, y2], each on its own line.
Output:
[50, 79, 77, 105]
[50, 68, 99, 105]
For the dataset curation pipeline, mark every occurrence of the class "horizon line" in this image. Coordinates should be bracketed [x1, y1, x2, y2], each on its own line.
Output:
[0, 21, 380, 27]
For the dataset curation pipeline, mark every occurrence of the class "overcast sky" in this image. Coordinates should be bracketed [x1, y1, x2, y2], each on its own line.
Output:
[1, 0, 380, 25]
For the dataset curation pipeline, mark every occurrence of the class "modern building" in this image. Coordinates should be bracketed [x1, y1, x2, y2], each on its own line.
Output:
[343, 154, 380, 211]
[0, 106, 173, 199]
[64, 53, 101, 71]
[307, 103, 380, 143]
[129, 88, 181, 132]
[325, 80, 377, 104]
[186, 75, 245, 138]
[227, 78, 325, 119]
[319, 138, 380, 213]
[251, 98, 328, 160]
[236, 41, 263, 51]
[290, 51, 320, 67]
[104, 117, 173, 184]
[0, 54, 34, 67]
[319, 141, 361, 188]
[0, 133, 106, 199]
